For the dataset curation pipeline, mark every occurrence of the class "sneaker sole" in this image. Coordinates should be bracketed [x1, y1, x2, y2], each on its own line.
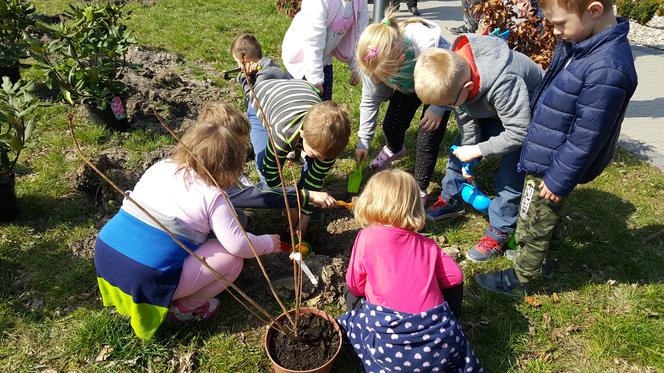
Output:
[426, 209, 466, 221]
[465, 252, 501, 263]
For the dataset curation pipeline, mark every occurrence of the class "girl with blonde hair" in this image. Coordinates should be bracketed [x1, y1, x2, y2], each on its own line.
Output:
[338, 169, 481, 372]
[354, 14, 453, 206]
[94, 104, 282, 339]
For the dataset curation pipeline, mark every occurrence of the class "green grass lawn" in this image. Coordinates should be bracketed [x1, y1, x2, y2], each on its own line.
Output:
[1, 0, 663, 371]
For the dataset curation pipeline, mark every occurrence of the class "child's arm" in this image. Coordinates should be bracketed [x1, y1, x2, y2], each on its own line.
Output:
[435, 245, 464, 288]
[209, 192, 276, 257]
[226, 180, 309, 210]
[480, 74, 532, 157]
[544, 69, 633, 197]
[254, 57, 290, 84]
[357, 73, 393, 153]
[298, 0, 329, 87]
[346, 231, 368, 297]
[456, 109, 482, 146]
[299, 158, 336, 215]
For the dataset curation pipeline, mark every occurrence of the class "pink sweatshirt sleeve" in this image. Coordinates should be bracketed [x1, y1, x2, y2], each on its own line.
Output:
[209, 193, 274, 258]
[435, 245, 464, 289]
[345, 231, 367, 297]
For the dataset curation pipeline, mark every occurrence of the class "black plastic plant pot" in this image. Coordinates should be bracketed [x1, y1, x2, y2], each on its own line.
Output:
[85, 96, 129, 131]
[0, 65, 20, 84]
[0, 173, 18, 223]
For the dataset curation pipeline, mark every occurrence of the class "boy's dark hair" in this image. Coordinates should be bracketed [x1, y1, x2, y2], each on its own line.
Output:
[231, 33, 263, 61]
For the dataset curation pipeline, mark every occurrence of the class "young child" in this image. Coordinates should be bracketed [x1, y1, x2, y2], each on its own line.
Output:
[231, 33, 290, 174]
[475, 0, 638, 295]
[338, 169, 482, 372]
[414, 34, 543, 262]
[354, 14, 453, 205]
[281, 0, 369, 100]
[239, 76, 350, 234]
[94, 104, 282, 339]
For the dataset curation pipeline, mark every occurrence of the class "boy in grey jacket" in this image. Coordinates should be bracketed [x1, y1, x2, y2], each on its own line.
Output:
[414, 34, 543, 261]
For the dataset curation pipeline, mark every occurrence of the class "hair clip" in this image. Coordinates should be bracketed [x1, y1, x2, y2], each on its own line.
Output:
[383, 18, 391, 27]
[363, 46, 379, 62]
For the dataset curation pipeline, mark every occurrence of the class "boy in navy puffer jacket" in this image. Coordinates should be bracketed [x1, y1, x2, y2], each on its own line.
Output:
[475, 0, 638, 296]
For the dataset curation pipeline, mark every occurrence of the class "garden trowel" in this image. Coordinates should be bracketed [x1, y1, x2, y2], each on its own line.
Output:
[347, 159, 365, 194]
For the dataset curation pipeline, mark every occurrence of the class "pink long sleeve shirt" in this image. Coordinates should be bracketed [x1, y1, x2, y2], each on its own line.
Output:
[346, 225, 463, 314]
[125, 160, 274, 257]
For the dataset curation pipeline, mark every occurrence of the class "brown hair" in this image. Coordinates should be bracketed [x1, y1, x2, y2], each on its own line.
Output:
[354, 169, 425, 231]
[231, 33, 263, 61]
[414, 49, 469, 105]
[171, 104, 249, 189]
[301, 101, 351, 159]
[537, 0, 613, 15]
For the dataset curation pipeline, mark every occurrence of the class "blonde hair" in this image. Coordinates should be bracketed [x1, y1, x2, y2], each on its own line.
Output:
[301, 101, 351, 159]
[231, 33, 263, 62]
[171, 103, 249, 189]
[414, 48, 469, 105]
[354, 169, 425, 231]
[355, 13, 427, 86]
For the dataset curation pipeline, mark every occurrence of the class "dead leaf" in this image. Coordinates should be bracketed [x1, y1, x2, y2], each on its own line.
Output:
[524, 295, 543, 307]
[550, 293, 560, 303]
[95, 345, 113, 362]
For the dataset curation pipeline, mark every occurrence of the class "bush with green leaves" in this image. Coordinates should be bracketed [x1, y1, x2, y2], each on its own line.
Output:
[617, 0, 661, 24]
[0, 0, 37, 67]
[0, 77, 41, 175]
[30, 1, 135, 110]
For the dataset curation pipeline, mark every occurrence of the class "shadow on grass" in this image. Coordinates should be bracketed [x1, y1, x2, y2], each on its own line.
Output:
[526, 188, 664, 296]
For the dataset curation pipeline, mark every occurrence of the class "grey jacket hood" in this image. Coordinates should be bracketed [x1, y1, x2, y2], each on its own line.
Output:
[453, 34, 544, 157]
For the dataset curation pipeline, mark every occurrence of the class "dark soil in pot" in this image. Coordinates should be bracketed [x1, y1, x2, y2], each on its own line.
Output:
[268, 312, 340, 371]
[0, 173, 18, 223]
[0, 65, 20, 84]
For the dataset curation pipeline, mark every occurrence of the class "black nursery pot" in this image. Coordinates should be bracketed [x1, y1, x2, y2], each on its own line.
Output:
[0, 65, 20, 84]
[86, 97, 129, 131]
[0, 173, 18, 223]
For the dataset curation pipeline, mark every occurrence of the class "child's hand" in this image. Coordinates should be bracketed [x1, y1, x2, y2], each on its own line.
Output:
[270, 234, 282, 253]
[349, 70, 360, 86]
[419, 107, 443, 131]
[538, 181, 562, 203]
[453, 145, 482, 163]
[461, 167, 475, 182]
[308, 191, 337, 208]
[355, 148, 369, 165]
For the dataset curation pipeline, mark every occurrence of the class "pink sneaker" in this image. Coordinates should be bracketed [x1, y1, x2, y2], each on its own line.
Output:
[192, 298, 220, 321]
[166, 298, 220, 323]
[166, 302, 195, 323]
[370, 145, 407, 170]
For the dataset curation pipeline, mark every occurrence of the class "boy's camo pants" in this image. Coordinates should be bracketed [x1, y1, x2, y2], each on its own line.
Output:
[513, 175, 565, 283]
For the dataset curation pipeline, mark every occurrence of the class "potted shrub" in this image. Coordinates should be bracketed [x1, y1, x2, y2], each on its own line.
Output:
[0, 77, 40, 222]
[0, 0, 37, 83]
[30, 1, 135, 130]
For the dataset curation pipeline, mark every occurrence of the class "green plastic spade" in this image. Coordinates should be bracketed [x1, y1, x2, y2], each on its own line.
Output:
[347, 160, 365, 194]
